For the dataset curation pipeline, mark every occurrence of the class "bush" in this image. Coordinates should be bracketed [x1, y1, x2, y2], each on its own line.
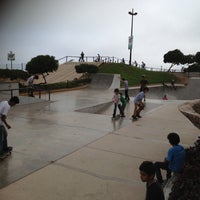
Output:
[0, 69, 29, 80]
[168, 138, 200, 200]
[37, 78, 91, 90]
[75, 64, 99, 74]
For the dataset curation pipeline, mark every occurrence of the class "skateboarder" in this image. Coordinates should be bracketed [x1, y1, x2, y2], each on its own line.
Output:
[112, 88, 122, 119]
[132, 87, 149, 119]
[0, 96, 19, 156]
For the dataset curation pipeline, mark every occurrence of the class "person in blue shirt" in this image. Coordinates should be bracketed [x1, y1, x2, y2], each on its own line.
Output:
[155, 132, 185, 185]
[132, 87, 149, 119]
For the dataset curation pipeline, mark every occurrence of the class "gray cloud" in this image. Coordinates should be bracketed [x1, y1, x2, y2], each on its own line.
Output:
[0, 0, 200, 70]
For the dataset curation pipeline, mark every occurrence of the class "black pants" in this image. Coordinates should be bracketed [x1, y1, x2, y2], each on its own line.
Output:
[0, 125, 8, 154]
[113, 103, 122, 117]
[154, 161, 171, 184]
[125, 90, 130, 101]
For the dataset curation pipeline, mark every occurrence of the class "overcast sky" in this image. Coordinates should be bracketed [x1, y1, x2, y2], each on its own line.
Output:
[0, 0, 200, 70]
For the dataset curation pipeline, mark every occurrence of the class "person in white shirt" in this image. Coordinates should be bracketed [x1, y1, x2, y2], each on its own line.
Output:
[0, 96, 19, 155]
[27, 74, 39, 97]
[112, 88, 122, 119]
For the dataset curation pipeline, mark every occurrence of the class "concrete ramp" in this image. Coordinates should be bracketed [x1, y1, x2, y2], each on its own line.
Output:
[34, 62, 101, 84]
[175, 77, 200, 100]
[90, 73, 120, 89]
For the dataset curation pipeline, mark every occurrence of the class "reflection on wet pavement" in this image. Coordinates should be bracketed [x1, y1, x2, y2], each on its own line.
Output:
[0, 88, 162, 189]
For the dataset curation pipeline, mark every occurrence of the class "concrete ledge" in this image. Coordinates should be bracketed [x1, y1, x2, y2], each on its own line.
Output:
[179, 99, 200, 129]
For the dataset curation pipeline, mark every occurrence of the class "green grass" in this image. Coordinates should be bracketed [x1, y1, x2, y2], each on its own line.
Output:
[98, 63, 178, 86]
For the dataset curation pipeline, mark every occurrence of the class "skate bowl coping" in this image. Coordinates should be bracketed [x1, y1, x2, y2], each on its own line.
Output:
[90, 73, 121, 89]
[179, 99, 200, 129]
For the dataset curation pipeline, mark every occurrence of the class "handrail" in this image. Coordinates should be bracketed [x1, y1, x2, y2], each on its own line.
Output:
[0, 88, 51, 101]
[58, 55, 125, 64]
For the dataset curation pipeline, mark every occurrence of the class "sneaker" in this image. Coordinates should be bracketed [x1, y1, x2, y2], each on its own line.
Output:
[132, 115, 137, 119]
[4, 146, 13, 153]
[136, 115, 142, 118]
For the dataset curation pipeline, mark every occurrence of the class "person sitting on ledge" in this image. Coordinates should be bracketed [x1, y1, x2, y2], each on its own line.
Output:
[154, 132, 185, 185]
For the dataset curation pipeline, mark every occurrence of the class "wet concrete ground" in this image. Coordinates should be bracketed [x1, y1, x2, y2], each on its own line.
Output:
[0, 80, 199, 199]
[0, 88, 162, 189]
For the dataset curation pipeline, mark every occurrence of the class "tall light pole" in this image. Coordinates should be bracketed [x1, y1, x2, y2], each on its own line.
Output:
[128, 8, 137, 66]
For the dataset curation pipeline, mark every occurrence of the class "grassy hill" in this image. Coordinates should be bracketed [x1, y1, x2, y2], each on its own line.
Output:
[98, 63, 179, 86]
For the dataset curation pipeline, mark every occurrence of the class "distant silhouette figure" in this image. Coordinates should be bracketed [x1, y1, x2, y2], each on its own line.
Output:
[79, 52, 85, 62]
[95, 54, 101, 62]
[134, 60, 138, 67]
[141, 61, 146, 69]
[171, 79, 176, 90]
[162, 94, 168, 100]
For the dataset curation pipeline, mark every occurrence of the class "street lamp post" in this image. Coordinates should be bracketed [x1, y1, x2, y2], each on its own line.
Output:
[128, 8, 137, 66]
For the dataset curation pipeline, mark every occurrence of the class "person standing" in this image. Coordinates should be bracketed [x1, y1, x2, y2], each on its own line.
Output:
[140, 75, 149, 102]
[140, 75, 149, 92]
[112, 88, 122, 119]
[139, 161, 165, 200]
[0, 96, 19, 155]
[79, 51, 85, 62]
[122, 78, 130, 102]
[27, 74, 39, 97]
[119, 92, 126, 117]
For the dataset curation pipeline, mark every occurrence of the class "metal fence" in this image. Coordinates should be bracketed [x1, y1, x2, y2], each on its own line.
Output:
[0, 88, 51, 101]
[0, 55, 186, 72]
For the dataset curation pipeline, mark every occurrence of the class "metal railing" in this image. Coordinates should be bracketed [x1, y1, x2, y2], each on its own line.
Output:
[58, 55, 125, 64]
[0, 88, 51, 101]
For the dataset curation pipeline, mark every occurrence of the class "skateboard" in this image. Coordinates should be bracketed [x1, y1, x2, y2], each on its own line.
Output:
[0, 147, 12, 160]
[130, 117, 138, 121]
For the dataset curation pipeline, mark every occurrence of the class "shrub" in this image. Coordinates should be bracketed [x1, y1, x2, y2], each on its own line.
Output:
[0, 69, 29, 80]
[75, 64, 99, 74]
[168, 138, 200, 200]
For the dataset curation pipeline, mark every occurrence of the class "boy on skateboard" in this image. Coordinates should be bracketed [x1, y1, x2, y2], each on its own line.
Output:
[0, 96, 19, 156]
[132, 87, 149, 119]
[112, 88, 122, 119]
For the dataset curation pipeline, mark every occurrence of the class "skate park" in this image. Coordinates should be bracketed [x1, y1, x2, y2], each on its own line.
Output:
[0, 65, 200, 199]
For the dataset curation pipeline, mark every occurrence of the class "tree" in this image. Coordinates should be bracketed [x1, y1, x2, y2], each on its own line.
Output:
[183, 54, 195, 65]
[163, 49, 184, 72]
[26, 55, 58, 84]
[195, 52, 200, 64]
[187, 63, 200, 72]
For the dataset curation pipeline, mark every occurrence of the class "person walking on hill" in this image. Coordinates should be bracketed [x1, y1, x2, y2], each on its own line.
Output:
[79, 51, 85, 62]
